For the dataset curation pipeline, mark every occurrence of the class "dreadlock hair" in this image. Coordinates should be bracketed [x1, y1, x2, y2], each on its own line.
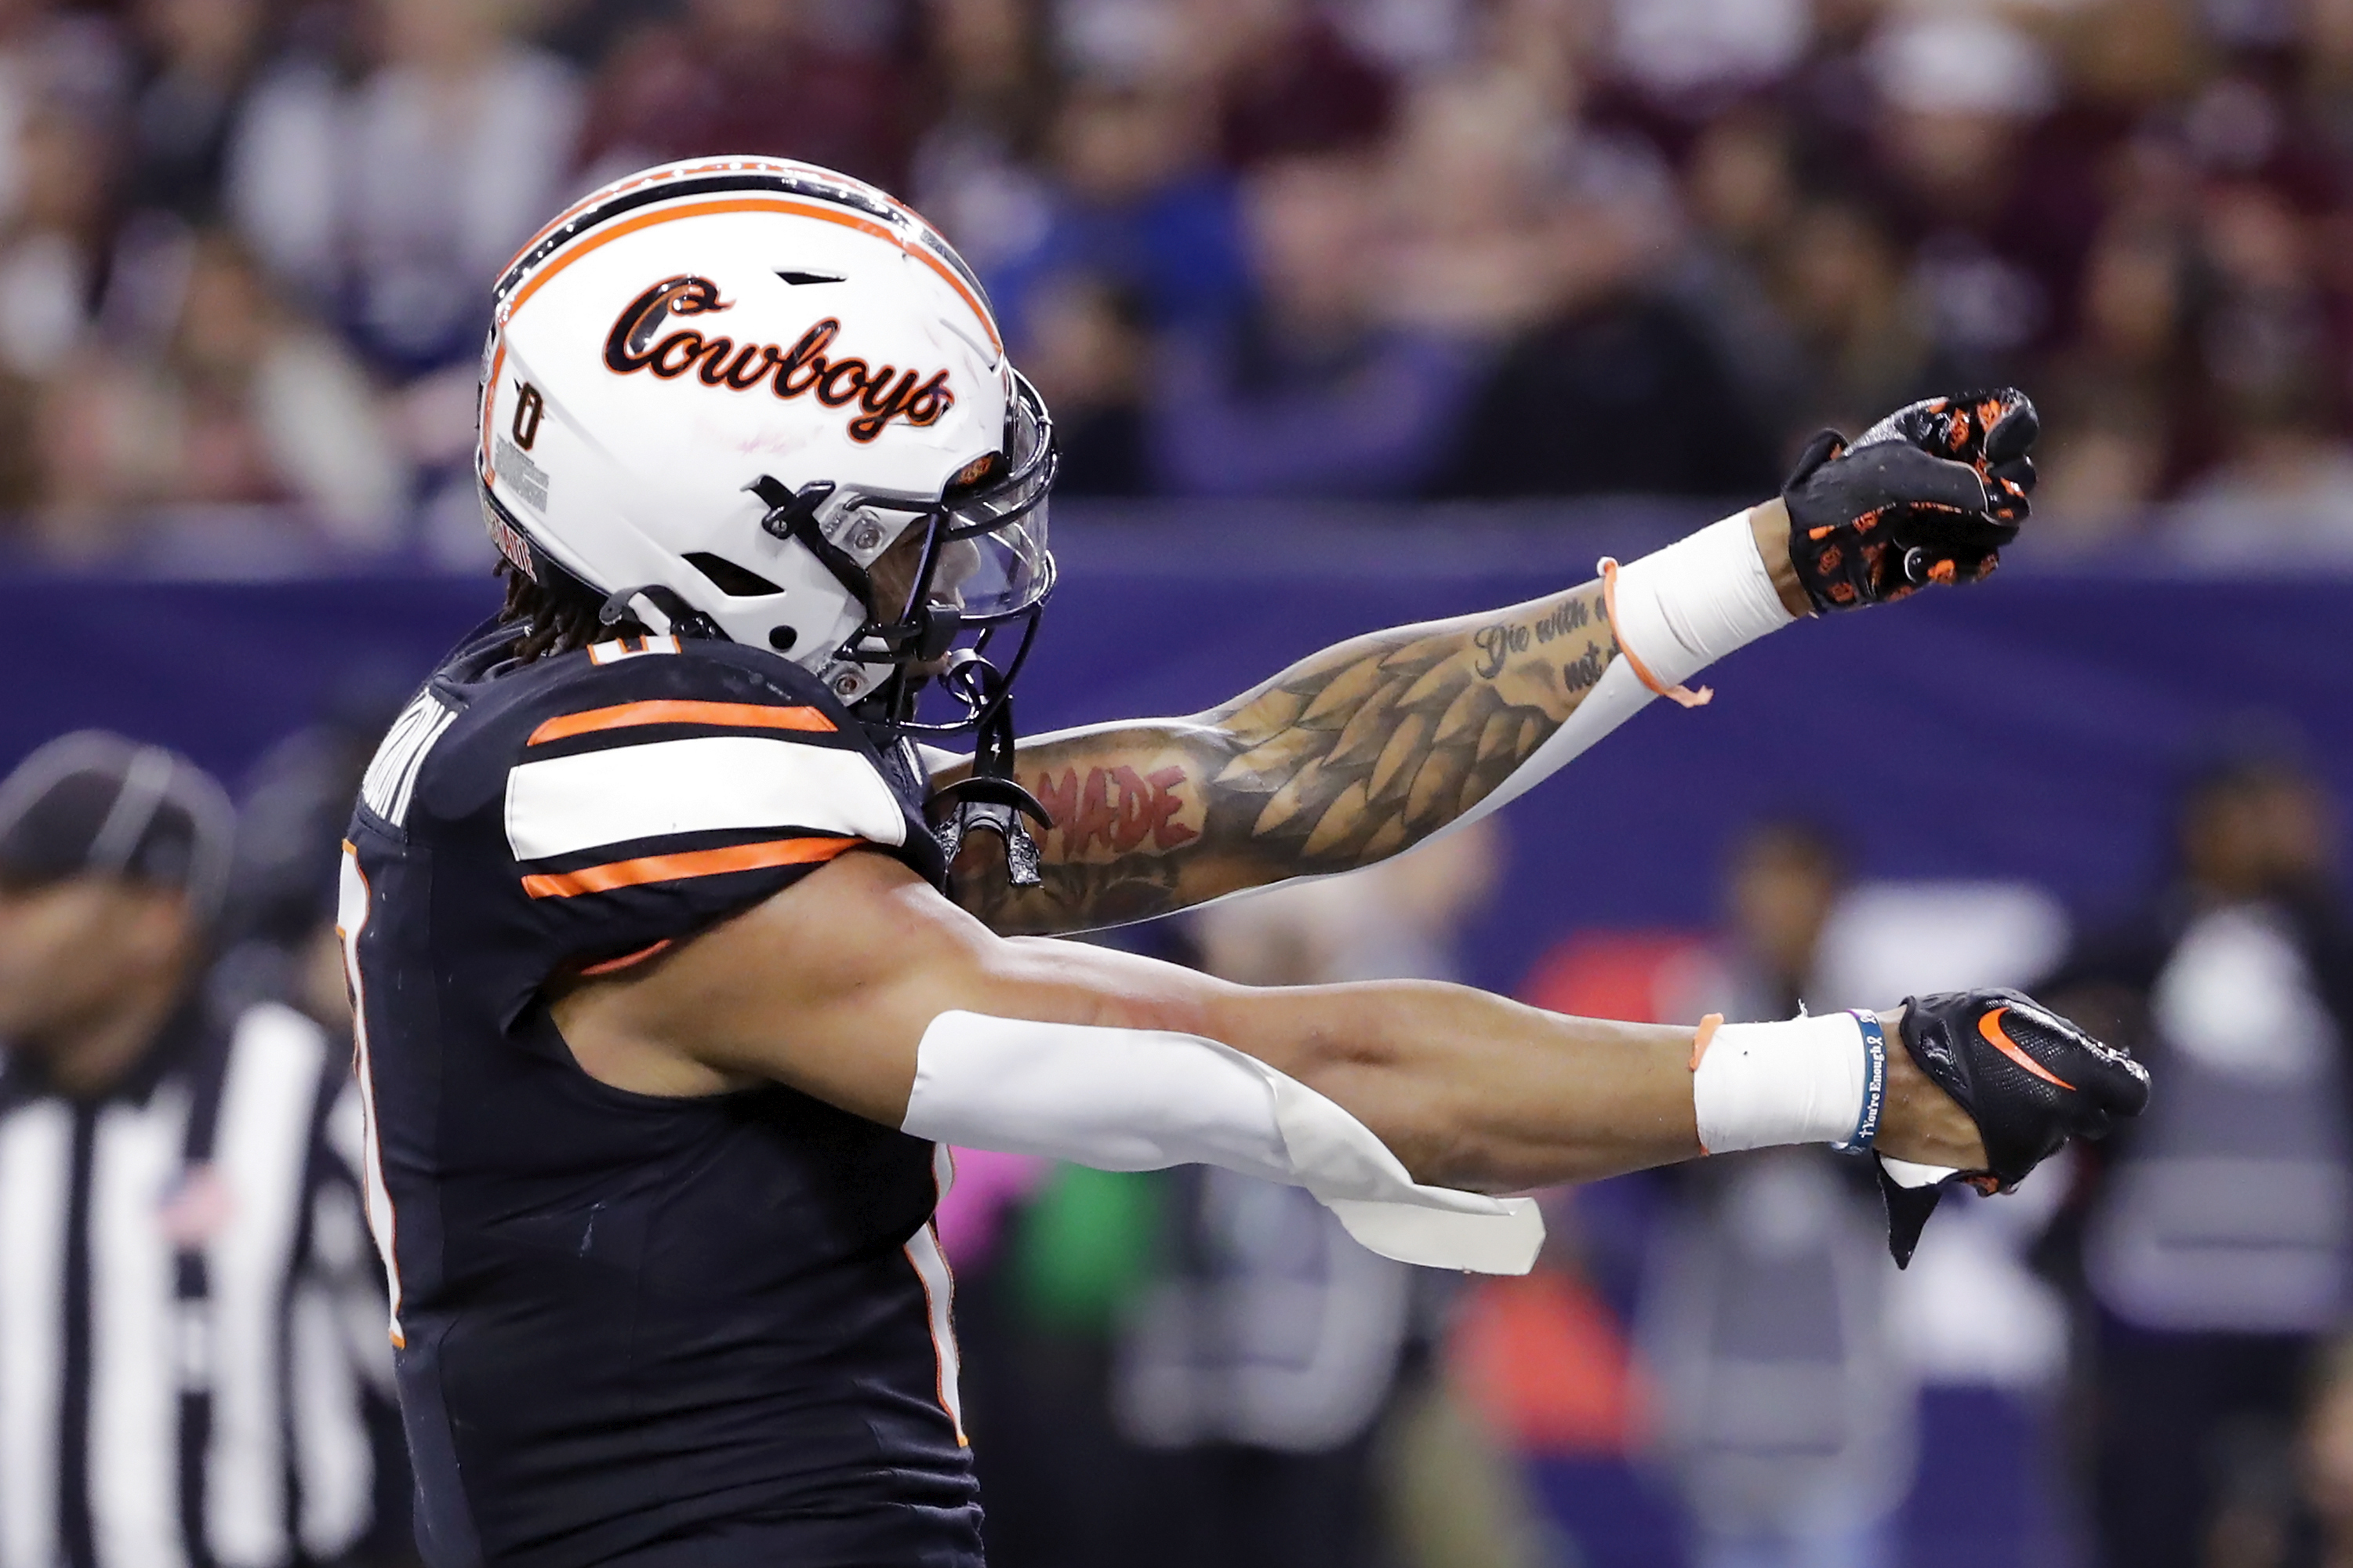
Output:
[495, 555, 648, 663]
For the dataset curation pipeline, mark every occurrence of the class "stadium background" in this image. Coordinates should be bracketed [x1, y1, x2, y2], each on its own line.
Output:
[4, 0, 2351, 1564]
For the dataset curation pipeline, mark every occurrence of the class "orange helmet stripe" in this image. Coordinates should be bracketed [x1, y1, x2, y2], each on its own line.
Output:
[502, 193, 1002, 354]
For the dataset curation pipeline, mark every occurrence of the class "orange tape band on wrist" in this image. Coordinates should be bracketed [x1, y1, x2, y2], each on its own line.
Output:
[1690, 1012, 1726, 1155]
[1598, 557, 1713, 710]
[1690, 1013, 1725, 1073]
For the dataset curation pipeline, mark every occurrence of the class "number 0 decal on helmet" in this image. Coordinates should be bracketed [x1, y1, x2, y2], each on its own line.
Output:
[510, 382, 545, 450]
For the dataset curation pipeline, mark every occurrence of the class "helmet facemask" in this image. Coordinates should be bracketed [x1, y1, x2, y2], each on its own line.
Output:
[746, 369, 1060, 885]
[750, 368, 1056, 736]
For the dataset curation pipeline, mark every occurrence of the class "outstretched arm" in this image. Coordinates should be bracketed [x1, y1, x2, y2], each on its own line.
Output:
[943, 387, 2042, 935]
[550, 848, 1988, 1194]
[944, 503, 1807, 933]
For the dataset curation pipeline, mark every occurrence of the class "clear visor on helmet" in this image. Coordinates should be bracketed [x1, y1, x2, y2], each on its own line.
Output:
[883, 368, 1055, 625]
[925, 509, 1051, 621]
[843, 370, 1057, 734]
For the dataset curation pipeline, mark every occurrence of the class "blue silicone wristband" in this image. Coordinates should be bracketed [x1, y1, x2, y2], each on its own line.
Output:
[1836, 1010, 1887, 1154]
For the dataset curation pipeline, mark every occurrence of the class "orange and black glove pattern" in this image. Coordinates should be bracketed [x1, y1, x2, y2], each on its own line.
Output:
[1783, 389, 2039, 614]
[1878, 986, 2148, 1267]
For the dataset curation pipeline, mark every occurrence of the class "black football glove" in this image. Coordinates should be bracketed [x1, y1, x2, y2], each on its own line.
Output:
[1876, 987, 2149, 1267]
[1784, 390, 2039, 614]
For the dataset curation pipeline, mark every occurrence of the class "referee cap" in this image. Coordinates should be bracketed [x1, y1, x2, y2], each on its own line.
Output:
[0, 732, 235, 922]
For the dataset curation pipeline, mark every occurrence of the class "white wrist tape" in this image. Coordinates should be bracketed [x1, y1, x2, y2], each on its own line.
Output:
[900, 1010, 1542, 1274]
[1691, 1011, 1871, 1155]
[1607, 509, 1798, 691]
[1453, 511, 1793, 833]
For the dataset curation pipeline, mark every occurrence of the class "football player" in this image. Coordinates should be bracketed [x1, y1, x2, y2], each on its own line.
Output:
[341, 158, 2147, 1567]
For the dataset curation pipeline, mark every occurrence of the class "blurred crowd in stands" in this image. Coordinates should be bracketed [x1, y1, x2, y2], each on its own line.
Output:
[2, 0, 2352, 564]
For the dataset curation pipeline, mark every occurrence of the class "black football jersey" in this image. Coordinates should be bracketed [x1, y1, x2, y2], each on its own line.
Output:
[336, 619, 977, 1567]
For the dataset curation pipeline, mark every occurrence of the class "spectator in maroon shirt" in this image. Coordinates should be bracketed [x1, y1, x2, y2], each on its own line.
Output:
[579, 0, 917, 194]
[1201, 0, 1394, 171]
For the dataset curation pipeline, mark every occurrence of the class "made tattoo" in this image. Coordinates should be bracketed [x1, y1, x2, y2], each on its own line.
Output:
[943, 582, 1618, 935]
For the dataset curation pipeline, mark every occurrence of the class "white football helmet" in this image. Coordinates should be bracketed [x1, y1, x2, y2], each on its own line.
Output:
[476, 156, 1055, 733]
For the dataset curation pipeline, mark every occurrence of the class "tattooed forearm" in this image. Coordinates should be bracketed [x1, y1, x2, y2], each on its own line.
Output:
[943, 579, 1620, 935]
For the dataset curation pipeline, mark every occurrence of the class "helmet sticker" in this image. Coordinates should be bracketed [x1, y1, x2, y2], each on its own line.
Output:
[495, 433, 550, 514]
[485, 498, 538, 579]
[604, 274, 954, 442]
[510, 382, 546, 450]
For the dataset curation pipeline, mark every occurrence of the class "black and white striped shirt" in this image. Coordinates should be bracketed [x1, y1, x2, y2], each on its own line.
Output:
[0, 999, 389, 1568]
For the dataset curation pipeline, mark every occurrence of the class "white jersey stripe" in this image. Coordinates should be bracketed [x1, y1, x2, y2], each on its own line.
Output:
[89, 1094, 191, 1568]
[504, 735, 906, 862]
[905, 1144, 965, 1446]
[205, 1007, 322, 1568]
[338, 848, 403, 1344]
[0, 1103, 71, 1568]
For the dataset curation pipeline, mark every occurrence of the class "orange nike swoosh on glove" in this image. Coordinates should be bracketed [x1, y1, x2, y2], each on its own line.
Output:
[1979, 1007, 2075, 1091]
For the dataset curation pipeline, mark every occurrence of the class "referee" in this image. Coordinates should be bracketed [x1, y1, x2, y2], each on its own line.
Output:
[0, 732, 404, 1568]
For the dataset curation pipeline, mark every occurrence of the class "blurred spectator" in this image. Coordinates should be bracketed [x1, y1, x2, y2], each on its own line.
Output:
[1768, 200, 1930, 446]
[1665, 105, 1807, 447]
[2035, 209, 2191, 543]
[1405, 10, 1781, 499]
[985, 72, 1248, 350]
[0, 1, 125, 230]
[0, 94, 112, 526]
[1380, 71, 1587, 341]
[1198, 0, 1396, 169]
[1430, 151, 1776, 495]
[1475, 0, 1606, 122]
[2166, 179, 2353, 558]
[1862, 13, 2074, 390]
[579, 0, 916, 193]
[0, 731, 411, 1568]
[1019, 270, 1152, 495]
[228, 0, 580, 528]
[2043, 728, 2353, 1568]
[906, 0, 1057, 276]
[124, 0, 273, 223]
[32, 229, 406, 557]
[0, 98, 118, 382]
[1149, 147, 1481, 498]
[1642, 820, 1915, 1568]
[1607, 0, 1809, 116]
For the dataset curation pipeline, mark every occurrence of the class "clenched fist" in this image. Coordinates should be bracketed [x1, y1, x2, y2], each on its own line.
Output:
[1783, 390, 2039, 613]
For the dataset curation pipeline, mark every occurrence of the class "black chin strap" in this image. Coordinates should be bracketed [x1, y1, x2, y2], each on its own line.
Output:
[927, 664, 1052, 887]
[748, 476, 866, 599]
[598, 583, 721, 641]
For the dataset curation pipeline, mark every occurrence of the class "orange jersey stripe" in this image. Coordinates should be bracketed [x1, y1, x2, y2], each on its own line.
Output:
[527, 699, 835, 746]
[503, 194, 1001, 353]
[521, 835, 859, 899]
